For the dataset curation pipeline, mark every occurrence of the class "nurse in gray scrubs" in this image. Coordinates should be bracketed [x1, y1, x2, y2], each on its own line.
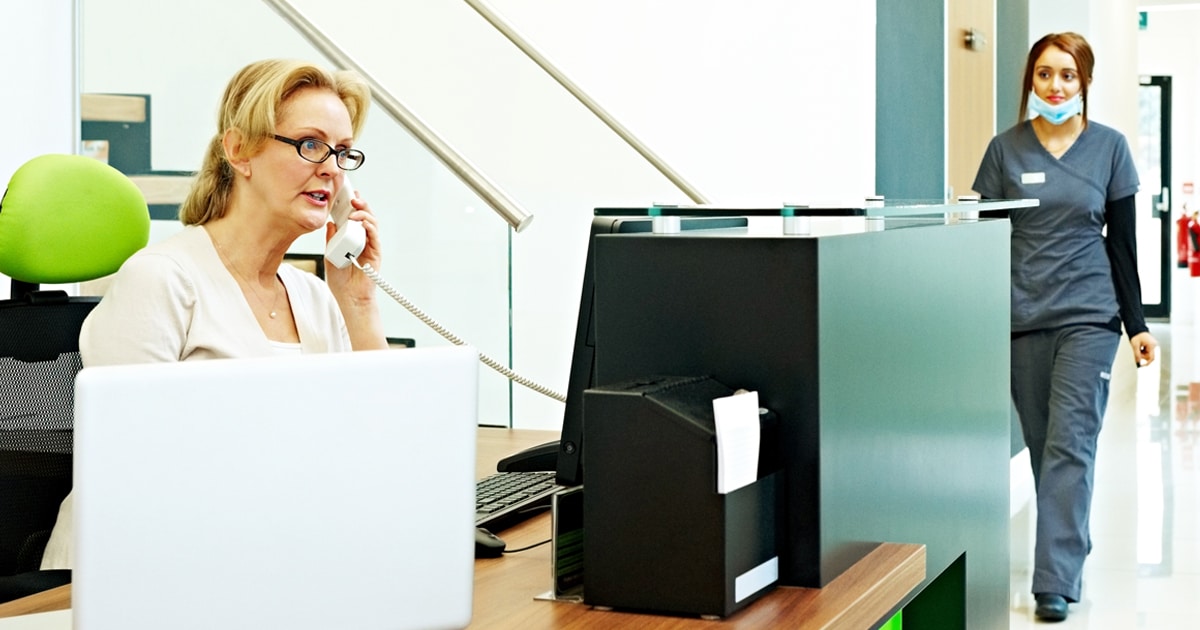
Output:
[972, 31, 1158, 623]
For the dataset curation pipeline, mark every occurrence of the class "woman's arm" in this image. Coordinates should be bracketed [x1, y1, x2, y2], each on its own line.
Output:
[1104, 195, 1146, 336]
[1105, 194, 1158, 365]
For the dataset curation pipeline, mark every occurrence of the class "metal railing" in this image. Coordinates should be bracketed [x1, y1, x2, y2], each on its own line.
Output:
[463, 0, 709, 205]
[264, 0, 711, 225]
[262, 0, 535, 232]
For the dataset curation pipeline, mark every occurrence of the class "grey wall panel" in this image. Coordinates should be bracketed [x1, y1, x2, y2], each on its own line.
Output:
[997, 1, 1031, 132]
[876, 0, 945, 199]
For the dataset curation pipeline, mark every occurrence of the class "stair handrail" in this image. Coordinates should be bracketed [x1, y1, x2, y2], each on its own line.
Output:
[463, 0, 710, 205]
[262, 0, 534, 232]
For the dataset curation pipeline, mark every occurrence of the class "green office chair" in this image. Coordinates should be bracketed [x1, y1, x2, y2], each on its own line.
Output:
[0, 154, 149, 603]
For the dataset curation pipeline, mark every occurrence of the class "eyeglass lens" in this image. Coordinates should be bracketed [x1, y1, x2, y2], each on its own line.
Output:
[293, 138, 364, 170]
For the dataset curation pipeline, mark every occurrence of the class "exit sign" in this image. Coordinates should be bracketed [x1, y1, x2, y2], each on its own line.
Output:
[1140, 12, 1148, 30]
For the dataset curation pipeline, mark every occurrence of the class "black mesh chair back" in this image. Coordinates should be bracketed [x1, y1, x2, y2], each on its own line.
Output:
[0, 293, 99, 578]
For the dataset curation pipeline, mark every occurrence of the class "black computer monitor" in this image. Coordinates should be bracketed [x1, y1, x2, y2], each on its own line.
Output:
[553, 215, 747, 485]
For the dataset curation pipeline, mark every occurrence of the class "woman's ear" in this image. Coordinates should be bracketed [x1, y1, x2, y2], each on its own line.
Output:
[222, 128, 252, 178]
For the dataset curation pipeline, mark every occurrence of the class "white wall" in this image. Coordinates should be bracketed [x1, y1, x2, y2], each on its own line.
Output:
[79, 0, 877, 429]
[2, 1, 76, 183]
[1, 0, 78, 300]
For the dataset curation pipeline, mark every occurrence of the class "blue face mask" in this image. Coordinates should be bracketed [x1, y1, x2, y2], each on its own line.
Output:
[1028, 92, 1082, 125]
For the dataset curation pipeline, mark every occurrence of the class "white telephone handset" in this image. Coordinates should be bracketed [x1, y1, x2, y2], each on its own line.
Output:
[326, 181, 566, 402]
[325, 179, 366, 269]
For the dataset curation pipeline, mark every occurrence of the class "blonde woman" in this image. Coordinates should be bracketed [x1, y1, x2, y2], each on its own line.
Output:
[40, 59, 388, 570]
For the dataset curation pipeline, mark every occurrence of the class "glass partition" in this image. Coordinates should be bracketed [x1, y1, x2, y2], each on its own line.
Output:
[79, 0, 881, 430]
[81, 0, 517, 426]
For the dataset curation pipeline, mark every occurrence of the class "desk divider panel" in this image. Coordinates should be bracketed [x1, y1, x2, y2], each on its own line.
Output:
[590, 219, 1010, 629]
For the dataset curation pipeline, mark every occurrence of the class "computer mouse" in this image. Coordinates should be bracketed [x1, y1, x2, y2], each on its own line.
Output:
[475, 527, 506, 558]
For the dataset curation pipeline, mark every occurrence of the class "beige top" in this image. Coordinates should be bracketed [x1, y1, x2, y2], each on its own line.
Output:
[79, 225, 350, 365]
[40, 225, 350, 569]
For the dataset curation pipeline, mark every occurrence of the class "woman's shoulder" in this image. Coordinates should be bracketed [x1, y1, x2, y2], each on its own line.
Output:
[1081, 120, 1128, 142]
[990, 121, 1033, 147]
[113, 225, 213, 287]
[1079, 121, 1134, 157]
[133, 225, 210, 261]
[1083, 119, 1118, 132]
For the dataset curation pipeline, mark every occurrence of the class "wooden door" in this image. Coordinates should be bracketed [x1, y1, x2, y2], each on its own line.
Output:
[948, 0, 995, 199]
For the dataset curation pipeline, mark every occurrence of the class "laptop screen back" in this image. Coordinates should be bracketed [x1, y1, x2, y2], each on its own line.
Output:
[72, 347, 478, 630]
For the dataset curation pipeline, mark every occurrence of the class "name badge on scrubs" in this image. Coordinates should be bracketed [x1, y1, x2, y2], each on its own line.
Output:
[1021, 172, 1046, 185]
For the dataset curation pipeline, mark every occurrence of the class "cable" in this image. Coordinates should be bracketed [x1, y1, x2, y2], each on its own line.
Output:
[351, 258, 567, 403]
[502, 538, 552, 554]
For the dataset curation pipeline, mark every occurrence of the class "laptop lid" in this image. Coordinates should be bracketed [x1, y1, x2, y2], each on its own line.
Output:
[72, 346, 478, 630]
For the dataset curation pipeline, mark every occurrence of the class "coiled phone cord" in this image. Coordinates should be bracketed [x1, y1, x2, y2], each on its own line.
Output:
[352, 258, 567, 403]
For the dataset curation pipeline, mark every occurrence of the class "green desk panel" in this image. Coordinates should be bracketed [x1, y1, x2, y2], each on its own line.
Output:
[592, 219, 1009, 629]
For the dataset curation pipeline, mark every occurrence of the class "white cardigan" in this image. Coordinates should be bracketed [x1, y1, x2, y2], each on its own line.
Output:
[40, 225, 351, 569]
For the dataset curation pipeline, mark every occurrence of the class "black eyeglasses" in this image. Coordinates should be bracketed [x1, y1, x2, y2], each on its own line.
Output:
[272, 135, 365, 171]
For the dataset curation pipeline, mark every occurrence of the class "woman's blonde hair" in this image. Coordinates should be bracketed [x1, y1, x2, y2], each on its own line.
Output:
[179, 59, 370, 225]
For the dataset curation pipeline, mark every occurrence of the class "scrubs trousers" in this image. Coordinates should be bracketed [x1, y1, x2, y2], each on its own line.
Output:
[1011, 324, 1119, 602]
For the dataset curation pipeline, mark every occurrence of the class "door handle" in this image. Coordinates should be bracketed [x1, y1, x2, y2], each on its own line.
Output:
[1154, 186, 1170, 217]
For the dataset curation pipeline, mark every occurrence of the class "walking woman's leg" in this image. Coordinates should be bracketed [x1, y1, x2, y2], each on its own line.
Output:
[1030, 325, 1119, 602]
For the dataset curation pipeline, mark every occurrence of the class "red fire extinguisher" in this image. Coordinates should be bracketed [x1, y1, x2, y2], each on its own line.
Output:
[1178, 213, 1192, 269]
[1189, 213, 1200, 278]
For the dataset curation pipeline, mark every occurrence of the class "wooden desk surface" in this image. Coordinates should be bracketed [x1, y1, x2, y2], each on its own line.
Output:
[0, 428, 924, 628]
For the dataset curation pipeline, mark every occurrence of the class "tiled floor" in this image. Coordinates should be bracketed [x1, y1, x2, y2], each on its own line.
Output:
[1008, 321, 1200, 628]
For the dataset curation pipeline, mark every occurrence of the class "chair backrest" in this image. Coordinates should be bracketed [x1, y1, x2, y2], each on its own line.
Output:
[0, 153, 149, 298]
[0, 295, 97, 575]
[0, 153, 149, 575]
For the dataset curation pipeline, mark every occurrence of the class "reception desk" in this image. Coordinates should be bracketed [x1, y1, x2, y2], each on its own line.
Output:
[588, 210, 1013, 628]
[0, 429, 925, 628]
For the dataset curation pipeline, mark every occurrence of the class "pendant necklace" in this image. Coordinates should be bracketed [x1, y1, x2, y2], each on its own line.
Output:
[213, 238, 284, 319]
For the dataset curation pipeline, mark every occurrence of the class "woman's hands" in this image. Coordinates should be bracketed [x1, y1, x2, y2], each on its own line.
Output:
[1130, 331, 1158, 368]
[325, 191, 381, 299]
[325, 191, 388, 350]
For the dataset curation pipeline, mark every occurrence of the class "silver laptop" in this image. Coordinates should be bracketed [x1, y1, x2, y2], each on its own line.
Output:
[71, 347, 478, 630]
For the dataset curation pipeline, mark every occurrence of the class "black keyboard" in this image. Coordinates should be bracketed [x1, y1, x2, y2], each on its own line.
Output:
[475, 470, 559, 532]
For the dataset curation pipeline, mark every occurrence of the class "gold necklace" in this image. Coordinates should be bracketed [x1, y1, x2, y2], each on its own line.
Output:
[212, 238, 284, 319]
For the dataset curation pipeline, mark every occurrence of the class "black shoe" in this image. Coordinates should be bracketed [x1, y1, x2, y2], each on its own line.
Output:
[1034, 593, 1068, 622]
